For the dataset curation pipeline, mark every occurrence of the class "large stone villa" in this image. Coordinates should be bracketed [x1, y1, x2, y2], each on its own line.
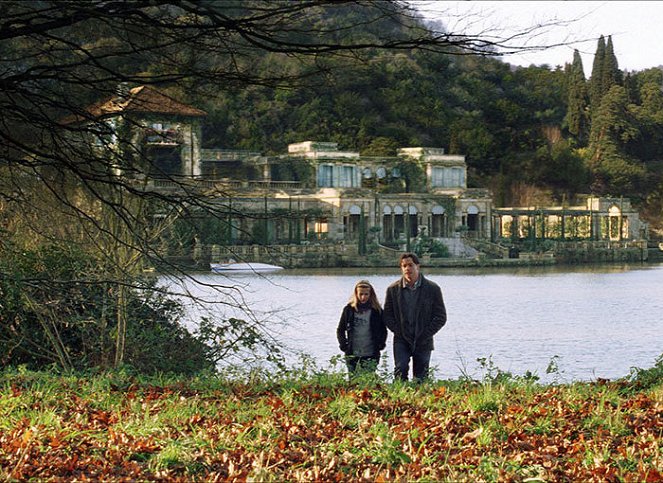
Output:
[79, 85, 649, 267]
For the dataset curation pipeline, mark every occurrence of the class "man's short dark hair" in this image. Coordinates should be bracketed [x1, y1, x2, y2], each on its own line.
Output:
[399, 252, 420, 265]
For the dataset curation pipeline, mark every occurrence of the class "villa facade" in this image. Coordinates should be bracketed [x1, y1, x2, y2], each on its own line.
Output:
[198, 141, 492, 246]
[78, 85, 648, 262]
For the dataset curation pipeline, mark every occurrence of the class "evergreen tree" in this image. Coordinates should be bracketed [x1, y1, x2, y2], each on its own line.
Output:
[589, 36, 606, 112]
[564, 49, 589, 144]
[628, 81, 663, 161]
[588, 85, 645, 195]
[602, 36, 622, 91]
[623, 72, 640, 104]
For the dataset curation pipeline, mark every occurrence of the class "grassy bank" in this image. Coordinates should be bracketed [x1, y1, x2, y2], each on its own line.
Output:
[1, 364, 661, 482]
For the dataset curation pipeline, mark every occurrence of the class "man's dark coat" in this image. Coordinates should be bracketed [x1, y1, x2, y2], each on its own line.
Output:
[383, 275, 447, 352]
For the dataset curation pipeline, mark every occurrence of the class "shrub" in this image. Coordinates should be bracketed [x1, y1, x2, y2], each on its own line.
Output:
[413, 236, 450, 258]
[0, 242, 215, 375]
[626, 353, 663, 391]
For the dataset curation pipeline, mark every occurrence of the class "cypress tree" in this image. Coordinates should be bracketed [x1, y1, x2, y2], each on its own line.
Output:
[589, 35, 606, 112]
[587, 85, 644, 195]
[602, 35, 622, 92]
[623, 72, 639, 104]
[564, 49, 589, 144]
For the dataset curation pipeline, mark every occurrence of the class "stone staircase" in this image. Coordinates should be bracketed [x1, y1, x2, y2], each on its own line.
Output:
[439, 236, 480, 258]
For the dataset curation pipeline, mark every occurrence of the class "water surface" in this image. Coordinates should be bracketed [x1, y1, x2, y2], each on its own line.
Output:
[172, 263, 663, 383]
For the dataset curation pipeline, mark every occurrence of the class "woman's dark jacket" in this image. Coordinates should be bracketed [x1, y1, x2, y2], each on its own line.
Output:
[336, 304, 387, 356]
[383, 275, 446, 352]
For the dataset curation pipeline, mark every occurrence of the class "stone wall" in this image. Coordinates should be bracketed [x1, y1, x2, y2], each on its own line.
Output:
[181, 239, 651, 269]
[553, 240, 648, 263]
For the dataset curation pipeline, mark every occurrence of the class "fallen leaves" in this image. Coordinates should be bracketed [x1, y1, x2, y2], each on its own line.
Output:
[0, 373, 661, 481]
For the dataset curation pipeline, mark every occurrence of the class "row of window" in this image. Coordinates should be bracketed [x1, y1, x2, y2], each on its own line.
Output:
[317, 164, 466, 188]
[430, 167, 465, 188]
[318, 164, 356, 188]
[345, 205, 480, 215]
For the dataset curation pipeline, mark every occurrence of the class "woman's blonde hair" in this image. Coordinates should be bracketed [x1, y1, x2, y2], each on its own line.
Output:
[350, 280, 382, 312]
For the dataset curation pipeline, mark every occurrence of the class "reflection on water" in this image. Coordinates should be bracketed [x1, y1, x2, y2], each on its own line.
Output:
[169, 263, 663, 383]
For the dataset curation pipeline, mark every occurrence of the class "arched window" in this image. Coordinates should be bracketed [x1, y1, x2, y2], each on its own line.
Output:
[431, 205, 447, 236]
[608, 205, 623, 240]
[393, 205, 405, 238]
[408, 205, 418, 236]
[466, 205, 479, 231]
[382, 205, 393, 241]
[345, 205, 362, 240]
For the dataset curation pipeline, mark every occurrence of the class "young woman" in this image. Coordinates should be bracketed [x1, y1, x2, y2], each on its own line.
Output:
[336, 280, 387, 377]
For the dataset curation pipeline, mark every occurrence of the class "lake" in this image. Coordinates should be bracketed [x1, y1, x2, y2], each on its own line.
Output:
[169, 262, 663, 383]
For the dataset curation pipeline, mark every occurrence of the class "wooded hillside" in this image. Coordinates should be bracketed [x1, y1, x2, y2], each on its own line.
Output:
[190, 27, 663, 234]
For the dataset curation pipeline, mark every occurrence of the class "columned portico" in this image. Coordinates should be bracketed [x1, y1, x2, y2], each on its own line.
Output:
[492, 197, 641, 242]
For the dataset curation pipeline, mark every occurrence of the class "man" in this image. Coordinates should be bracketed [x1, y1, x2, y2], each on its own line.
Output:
[383, 252, 447, 381]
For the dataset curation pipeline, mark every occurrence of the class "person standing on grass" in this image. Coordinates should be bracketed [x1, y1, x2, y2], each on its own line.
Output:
[336, 280, 387, 378]
[383, 252, 447, 382]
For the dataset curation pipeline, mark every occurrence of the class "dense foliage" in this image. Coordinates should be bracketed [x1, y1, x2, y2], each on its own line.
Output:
[0, 242, 215, 375]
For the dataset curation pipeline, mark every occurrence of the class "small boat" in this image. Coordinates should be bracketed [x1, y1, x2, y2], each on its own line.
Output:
[210, 261, 284, 274]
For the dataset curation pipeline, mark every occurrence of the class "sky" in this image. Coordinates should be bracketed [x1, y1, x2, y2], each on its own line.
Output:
[413, 1, 663, 74]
